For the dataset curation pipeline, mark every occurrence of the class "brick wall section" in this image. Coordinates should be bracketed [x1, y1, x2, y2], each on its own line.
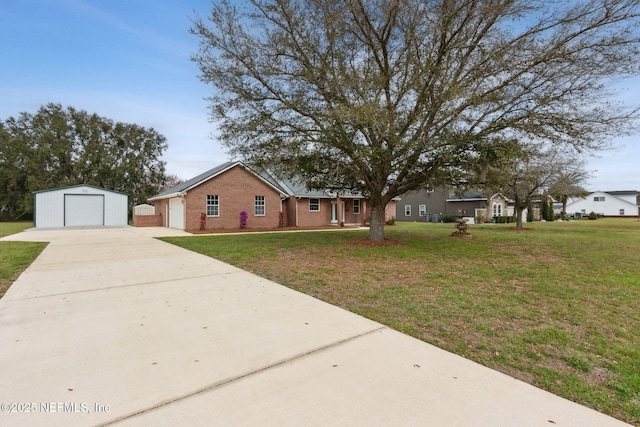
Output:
[133, 214, 163, 227]
[386, 201, 397, 222]
[341, 198, 366, 225]
[153, 199, 169, 227]
[295, 198, 332, 226]
[185, 165, 283, 230]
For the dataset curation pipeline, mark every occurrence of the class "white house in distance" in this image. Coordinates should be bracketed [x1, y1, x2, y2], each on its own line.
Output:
[33, 184, 129, 228]
[565, 191, 639, 218]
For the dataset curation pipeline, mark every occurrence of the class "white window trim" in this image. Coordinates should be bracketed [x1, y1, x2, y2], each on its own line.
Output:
[405, 205, 411, 216]
[419, 204, 426, 216]
[254, 196, 265, 216]
[353, 199, 360, 215]
[206, 195, 219, 217]
[309, 198, 320, 212]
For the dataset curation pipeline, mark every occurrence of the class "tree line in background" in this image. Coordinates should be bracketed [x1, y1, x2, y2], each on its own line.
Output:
[0, 103, 168, 220]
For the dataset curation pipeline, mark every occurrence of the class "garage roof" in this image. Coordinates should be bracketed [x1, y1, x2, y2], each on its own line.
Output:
[32, 184, 128, 196]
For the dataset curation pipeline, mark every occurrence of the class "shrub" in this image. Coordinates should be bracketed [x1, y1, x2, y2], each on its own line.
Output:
[240, 210, 248, 229]
[588, 211, 598, 220]
[385, 216, 396, 225]
[441, 215, 456, 223]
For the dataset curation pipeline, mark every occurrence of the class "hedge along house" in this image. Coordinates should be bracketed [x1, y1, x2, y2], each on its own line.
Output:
[147, 161, 396, 231]
[33, 184, 129, 228]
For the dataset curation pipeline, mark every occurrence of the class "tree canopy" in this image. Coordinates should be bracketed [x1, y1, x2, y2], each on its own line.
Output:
[0, 103, 168, 219]
[191, 0, 640, 240]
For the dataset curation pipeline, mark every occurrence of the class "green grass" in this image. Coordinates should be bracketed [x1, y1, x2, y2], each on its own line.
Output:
[0, 221, 47, 298]
[160, 219, 640, 424]
[0, 221, 34, 238]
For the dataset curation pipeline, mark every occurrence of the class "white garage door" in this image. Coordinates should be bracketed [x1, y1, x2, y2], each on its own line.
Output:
[64, 194, 104, 227]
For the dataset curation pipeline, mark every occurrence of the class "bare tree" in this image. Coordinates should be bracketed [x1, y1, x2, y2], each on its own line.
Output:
[191, 0, 640, 241]
[491, 146, 570, 228]
[162, 174, 184, 192]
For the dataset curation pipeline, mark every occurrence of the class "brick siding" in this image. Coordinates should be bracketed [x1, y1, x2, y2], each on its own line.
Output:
[185, 166, 283, 231]
[133, 214, 163, 227]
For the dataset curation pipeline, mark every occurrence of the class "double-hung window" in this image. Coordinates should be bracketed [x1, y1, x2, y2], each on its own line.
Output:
[405, 205, 411, 216]
[309, 198, 320, 212]
[419, 204, 427, 216]
[206, 195, 219, 216]
[254, 196, 265, 216]
[353, 199, 360, 214]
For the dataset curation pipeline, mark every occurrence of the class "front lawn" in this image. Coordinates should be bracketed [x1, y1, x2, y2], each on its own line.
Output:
[160, 219, 640, 424]
[0, 222, 47, 298]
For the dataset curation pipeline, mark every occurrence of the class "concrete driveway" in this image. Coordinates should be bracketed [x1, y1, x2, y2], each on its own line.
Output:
[0, 227, 630, 426]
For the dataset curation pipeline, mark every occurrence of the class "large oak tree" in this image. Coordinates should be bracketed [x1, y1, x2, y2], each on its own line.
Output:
[0, 103, 168, 219]
[191, 0, 640, 240]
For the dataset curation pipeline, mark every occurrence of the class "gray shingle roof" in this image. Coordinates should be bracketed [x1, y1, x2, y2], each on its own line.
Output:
[446, 191, 487, 201]
[149, 161, 365, 200]
[603, 190, 637, 196]
[149, 161, 238, 200]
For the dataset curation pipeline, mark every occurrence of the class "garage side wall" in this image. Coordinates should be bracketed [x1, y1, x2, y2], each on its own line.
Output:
[102, 191, 128, 226]
[35, 191, 65, 228]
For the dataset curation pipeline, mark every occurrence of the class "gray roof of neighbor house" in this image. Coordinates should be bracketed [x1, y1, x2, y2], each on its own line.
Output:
[446, 191, 487, 202]
[602, 190, 638, 196]
[149, 161, 366, 201]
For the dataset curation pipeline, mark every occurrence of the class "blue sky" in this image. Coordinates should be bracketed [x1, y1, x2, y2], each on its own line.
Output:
[1, 0, 638, 191]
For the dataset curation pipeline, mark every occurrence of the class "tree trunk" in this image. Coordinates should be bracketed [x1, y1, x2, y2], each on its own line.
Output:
[368, 203, 386, 241]
[515, 206, 524, 229]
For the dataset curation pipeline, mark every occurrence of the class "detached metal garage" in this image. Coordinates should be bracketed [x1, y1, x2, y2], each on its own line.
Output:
[33, 185, 129, 228]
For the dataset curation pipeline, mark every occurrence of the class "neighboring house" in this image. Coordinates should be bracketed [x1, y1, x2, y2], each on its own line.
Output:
[565, 190, 639, 218]
[147, 161, 396, 230]
[33, 184, 129, 228]
[397, 188, 447, 222]
[398, 188, 508, 223]
[447, 191, 509, 222]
